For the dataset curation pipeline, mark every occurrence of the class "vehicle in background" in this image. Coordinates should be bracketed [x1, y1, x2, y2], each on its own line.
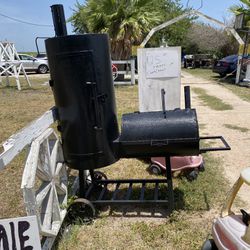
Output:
[183, 54, 194, 68]
[18, 54, 49, 74]
[183, 54, 214, 69]
[213, 55, 250, 78]
[35, 53, 47, 59]
[213, 55, 238, 77]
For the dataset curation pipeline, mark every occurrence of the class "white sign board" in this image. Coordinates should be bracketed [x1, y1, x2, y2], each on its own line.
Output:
[138, 47, 181, 112]
[0, 216, 41, 250]
[146, 50, 179, 78]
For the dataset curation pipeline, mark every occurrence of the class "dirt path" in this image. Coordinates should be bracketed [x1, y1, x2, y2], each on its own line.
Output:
[181, 71, 250, 208]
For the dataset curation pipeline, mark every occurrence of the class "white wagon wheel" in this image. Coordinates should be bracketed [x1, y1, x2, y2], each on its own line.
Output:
[21, 128, 67, 237]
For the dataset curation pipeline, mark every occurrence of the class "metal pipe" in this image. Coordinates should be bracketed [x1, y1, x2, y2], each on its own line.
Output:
[50, 4, 67, 37]
[78, 169, 85, 198]
[184, 86, 191, 109]
[161, 88, 166, 118]
[35, 37, 49, 56]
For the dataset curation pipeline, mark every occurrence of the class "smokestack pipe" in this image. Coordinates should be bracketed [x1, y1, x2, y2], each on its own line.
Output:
[50, 4, 67, 37]
[184, 86, 191, 109]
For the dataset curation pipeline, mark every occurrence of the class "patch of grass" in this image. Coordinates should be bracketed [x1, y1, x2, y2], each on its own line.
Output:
[221, 83, 250, 103]
[193, 87, 233, 110]
[182, 68, 219, 81]
[224, 124, 249, 133]
[0, 75, 53, 218]
[56, 224, 81, 250]
[18, 51, 37, 56]
[59, 152, 229, 250]
[130, 213, 210, 250]
[176, 153, 227, 211]
[57, 211, 213, 250]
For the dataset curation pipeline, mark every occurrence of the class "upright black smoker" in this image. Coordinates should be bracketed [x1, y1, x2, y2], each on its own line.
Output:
[46, 5, 230, 215]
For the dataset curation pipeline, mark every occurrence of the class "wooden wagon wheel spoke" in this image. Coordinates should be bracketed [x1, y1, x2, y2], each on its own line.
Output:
[22, 128, 68, 237]
[55, 182, 67, 196]
[45, 138, 53, 177]
[50, 140, 59, 176]
[55, 161, 64, 177]
[38, 143, 52, 178]
[42, 184, 54, 230]
[36, 182, 52, 208]
[52, 185, 62, 221]
[36, 167, 51, 182]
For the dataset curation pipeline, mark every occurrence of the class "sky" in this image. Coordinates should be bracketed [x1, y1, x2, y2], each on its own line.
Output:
[0, 0, 242, 52]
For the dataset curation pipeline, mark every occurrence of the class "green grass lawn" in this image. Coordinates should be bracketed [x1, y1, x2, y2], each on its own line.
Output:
[192, 87, 233, 111]
[183, 68, 220, 82]
[0, 76, 230, 250]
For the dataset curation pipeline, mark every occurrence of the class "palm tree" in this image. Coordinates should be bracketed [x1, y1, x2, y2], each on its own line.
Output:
[230, 0, 250, 25]
[230, 0, 250, 14]
[69, 0, 163, 59]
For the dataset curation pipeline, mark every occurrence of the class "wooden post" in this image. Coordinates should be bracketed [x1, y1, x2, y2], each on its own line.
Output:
[131, 58, 135, 85]
[13, 66, 21, 90]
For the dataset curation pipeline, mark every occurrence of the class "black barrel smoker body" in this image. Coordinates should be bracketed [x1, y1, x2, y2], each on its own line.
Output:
[46, 5, 230, 213]
[46, 34, 119, 171]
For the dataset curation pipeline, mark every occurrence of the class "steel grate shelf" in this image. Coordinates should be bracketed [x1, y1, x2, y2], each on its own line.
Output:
[84, 178, 173, 207]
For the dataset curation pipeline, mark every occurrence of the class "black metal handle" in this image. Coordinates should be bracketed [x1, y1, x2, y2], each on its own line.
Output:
[161, 88, 166, 118]
[199, 136, 231, 153]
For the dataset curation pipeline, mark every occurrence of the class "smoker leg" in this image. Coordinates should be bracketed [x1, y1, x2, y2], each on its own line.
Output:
[165, 157, 174, 212]
[78, 169, 87, 198]
[89, 169, 95, 181]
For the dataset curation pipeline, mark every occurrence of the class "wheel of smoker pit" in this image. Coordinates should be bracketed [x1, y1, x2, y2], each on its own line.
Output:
[67, 198, 96, 224]
[187, 169, 198, 181]
[201, 239, 218, 250]
[92, 171, 108, 190]
[148, 163, 162, 175]
[198, 161, 205, 172]
[21, 128, 67, 237]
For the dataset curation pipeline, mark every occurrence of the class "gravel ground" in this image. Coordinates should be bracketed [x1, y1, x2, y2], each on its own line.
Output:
[182, 71, 250, 209]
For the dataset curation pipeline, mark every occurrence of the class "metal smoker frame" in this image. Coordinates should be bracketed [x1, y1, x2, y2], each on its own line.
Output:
[77, 134, 230, 214]
[75, 87, 230, 213]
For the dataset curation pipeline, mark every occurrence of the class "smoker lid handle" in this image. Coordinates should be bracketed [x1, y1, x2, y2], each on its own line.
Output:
[199, 136, 231, 153]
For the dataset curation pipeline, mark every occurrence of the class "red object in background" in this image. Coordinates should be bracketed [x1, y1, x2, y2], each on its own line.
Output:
[112, 64, 118, 80]
[149, 155, 204, 180]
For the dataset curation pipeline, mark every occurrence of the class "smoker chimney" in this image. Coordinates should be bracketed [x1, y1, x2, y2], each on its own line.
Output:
[50, 4, 67, 37]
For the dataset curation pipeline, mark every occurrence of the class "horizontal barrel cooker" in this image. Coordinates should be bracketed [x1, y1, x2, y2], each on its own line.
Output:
[118, 109, 200, 158]
[46, 5, 230, 214]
